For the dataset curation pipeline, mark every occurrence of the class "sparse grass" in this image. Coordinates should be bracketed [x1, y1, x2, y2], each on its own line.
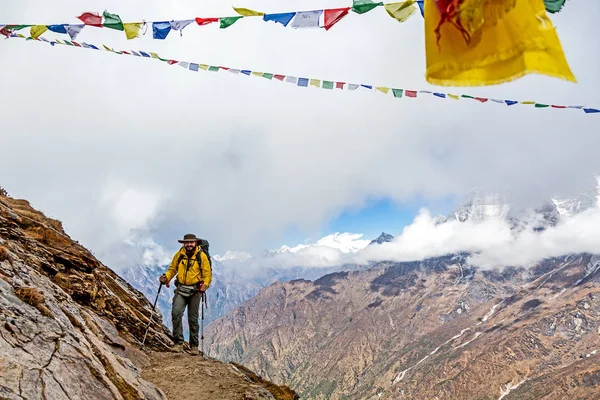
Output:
[0, 186, 7, 197]
[14, 287, 54, 318]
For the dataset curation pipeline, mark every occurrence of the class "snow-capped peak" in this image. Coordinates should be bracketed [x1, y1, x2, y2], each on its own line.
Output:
[213, 250, 252, 262]
[274, 232, 371, 254]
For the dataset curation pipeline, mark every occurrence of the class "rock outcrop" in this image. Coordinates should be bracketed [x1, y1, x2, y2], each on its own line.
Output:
[206, 255, 600, 399]
[0, 191, 298, 400]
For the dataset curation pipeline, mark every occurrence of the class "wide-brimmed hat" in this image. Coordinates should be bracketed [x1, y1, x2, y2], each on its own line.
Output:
[178, 233, 198, 243]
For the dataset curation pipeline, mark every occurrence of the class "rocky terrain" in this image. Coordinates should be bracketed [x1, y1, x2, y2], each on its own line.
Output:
[205, 254, 600, 399]
[0, 190, 297, 400]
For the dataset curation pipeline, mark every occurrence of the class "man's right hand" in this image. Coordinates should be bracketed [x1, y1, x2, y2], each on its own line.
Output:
[159, 275, 167, 284]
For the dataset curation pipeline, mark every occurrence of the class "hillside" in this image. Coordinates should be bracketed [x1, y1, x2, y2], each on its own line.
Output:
[0, 189, 297, 400]
[205, 254, 600, 399]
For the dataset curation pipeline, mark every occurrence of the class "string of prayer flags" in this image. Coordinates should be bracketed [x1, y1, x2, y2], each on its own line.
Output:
[324, 8, 351, 30]
[352, 0, 384, 14]
[102, 11, 124, 31]
[3, 1, 423, 43]
[9, 32, 595, 114]
[424, 0, 576, 86]
[263, 13, 296, 27]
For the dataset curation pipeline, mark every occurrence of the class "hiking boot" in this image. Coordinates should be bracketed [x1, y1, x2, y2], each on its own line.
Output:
[170, 343, 183, 353]
[189, 347, 199, 356]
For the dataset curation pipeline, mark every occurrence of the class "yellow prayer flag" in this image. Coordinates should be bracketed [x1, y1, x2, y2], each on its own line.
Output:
[521, 101, 536, 105]
[447, 94, 459, 100]
[232, 7, 265, 17]
[123, 22, 142, 40]
[251, 71, 263, 76]
[376, 86, 391, 94]
[199, 64, 209, 70]
[149, 52, 160, 59]
[310, 79, 320, 88]
[103, 44, 113, 52]
[17, 34, 26, 38]
[425, 0, 576, 86]
[55, 39, 64, 45]
[384, 1, 416, 23]
[30, 25, 48, 40]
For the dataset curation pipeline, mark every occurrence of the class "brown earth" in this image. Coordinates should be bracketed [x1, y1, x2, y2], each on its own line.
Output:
[142, 351, 298, 400]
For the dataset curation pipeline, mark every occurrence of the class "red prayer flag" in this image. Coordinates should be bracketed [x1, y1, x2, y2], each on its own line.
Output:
[405, 90, 417, 98]
[475, 97, 489, 103]
[0, 27, 13, 38]
[324, 7, 350, 31]
[195, 17, 219, 26]
[77, 12, 103, 27]
[167, 60, 178, 65]
[71, 41, 82, 47]
[336, 82, 345, 89]
[274, 74, 286, 81]
[551, 105, 566, 109]
[219, 66, 230, 70]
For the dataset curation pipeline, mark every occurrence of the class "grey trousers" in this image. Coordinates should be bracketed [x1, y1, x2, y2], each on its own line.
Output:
[171, 290, 201, 347]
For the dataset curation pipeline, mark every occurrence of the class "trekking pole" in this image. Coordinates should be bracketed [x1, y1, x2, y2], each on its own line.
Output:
[201, 291, 205, 356]
[141, 283, 163, 349]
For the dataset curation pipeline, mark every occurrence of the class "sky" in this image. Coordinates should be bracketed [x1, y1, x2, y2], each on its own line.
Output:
[1, 0, 599, 271]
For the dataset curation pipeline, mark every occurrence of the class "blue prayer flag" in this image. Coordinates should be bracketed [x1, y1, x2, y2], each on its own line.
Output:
[263, 13, 296, 27]
[298, 78, 309, 87]
[153, 22, 171, 40]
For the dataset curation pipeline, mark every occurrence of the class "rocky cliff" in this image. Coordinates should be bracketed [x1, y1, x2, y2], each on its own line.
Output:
[206, 254, 600, 399]
[0, 190, 297, 400]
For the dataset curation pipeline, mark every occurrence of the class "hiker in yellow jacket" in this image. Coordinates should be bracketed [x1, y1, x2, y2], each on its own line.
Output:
[159, 233, 212, 355]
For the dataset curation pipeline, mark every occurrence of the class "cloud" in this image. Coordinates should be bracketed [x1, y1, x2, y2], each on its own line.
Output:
[0, 1, 599, 270]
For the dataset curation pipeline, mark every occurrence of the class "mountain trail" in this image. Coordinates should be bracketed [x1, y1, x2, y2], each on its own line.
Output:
[142, 350, 298, 400]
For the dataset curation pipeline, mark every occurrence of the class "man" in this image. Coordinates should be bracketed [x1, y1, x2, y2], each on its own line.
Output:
[160, 233, 212, 355]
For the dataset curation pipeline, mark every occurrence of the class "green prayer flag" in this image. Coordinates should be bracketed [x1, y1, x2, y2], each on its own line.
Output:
[535, 103, 550, 108]
[323, 81, 334, 89]
[208, 66, 220, 72]
[352, 0, 383, 14]
[392, 88, 404, 98]
[262, 73, 274, 79]
[461, 94, 475, 99]
[544, 0, 566, 13]
[7, 25, 32, 30]
[103, 10, 124, 31]
[64, 40, 74, 46]
[220, 16, 243, 29]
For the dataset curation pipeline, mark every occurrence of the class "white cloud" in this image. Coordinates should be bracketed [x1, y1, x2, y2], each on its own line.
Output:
[0, 0, 599, 271]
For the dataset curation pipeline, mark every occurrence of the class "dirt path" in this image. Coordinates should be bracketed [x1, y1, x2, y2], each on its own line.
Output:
[142, 351, 298, 400]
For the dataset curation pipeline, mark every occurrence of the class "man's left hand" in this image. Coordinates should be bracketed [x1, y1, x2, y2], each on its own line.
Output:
[199, 283, 208, 292]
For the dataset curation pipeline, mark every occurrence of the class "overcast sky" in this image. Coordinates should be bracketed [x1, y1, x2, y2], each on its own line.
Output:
[1, 0, 599, 270]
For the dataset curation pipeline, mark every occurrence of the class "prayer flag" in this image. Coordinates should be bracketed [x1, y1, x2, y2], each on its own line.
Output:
[153, 22, 172, 39]
[263, 13, 296, 27]
[324, 8, 350, 30]
[77, 12, 103, 27]
[384, 1, 417, 23]
[352, 0, 384, 14]
[233, 7, 265, 17]
[47, 25, 68, 34]
[123, 23, 142, 39]
[323, 81, 334, 89]
[310, 79, 320, 87]
[65, 25, 84, 40]
[220, 17, 243, 29]
[30, 25, 48, 39]
[377, 86, 391, 94]
[195, 17, 219, 26]
[392, 88, 403, 98]
[103, 11, 124, 31]
[291, 11, 322, 29]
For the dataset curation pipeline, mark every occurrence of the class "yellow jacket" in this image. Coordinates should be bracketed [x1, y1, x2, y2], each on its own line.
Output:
[165, 246, 212, 288]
